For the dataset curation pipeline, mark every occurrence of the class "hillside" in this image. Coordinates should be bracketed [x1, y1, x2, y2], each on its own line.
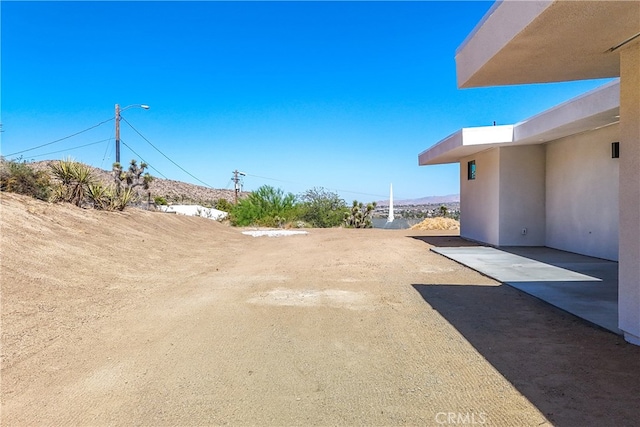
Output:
[28, 160, 246, 205]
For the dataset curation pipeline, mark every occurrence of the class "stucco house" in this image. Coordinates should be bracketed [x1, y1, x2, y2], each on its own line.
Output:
[419, 1, 640, 345]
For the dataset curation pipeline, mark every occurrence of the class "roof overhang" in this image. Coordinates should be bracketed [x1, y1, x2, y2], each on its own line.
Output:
[456, 0, 640, 88]
[419, 80, 620, 166]
[418, 126, 513, 166]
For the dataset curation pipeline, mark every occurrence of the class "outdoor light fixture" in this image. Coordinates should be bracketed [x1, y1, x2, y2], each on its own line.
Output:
[612, 142, 620, 158]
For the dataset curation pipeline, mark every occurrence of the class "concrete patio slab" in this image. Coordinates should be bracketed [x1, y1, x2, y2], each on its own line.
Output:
[431, 246, 620, 335]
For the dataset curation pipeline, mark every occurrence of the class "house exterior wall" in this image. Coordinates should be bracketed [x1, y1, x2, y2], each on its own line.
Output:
[545, 124, 619, 261]
[498, 145, 546, 246]
[460, 149, 500, 245]
[618, 41, 640, 344]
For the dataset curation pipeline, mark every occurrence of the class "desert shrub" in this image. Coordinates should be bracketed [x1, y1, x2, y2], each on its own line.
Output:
[230, 185, 297, 227]
[344, 200, 377, 228]
[154, 196, 168, 206]
[297, 187, 347, 228]
[215, 198, 233, 212]
[0, 157, 51, 200]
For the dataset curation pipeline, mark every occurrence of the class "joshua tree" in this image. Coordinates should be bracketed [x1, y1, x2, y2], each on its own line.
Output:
[344, 200, 377, 228]
[112, 159, 153, 194]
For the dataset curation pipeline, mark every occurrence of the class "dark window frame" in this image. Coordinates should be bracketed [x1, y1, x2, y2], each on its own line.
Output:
[467, 160, 476, 180]
[612, 142, 620, 158]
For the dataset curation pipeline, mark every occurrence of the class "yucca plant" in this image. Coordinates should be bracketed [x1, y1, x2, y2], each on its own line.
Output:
[50, 158, 94, 207]
[87, 182, 108, 210]
[69, 162, 93, 207]
[115, 187, 135, 211]
[49, 157, 75, 187]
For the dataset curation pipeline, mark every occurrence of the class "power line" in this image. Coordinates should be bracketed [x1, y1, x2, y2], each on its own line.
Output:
[3, 117, 114, 157]
[120, 116, 214, 188]
[119, 139, 168, 180]
[244, 173, 298, 185]
[326, 188, 387, 199]
[244, 173, 386, 199]
[18, 139, 112, 160]
[100, 138, 113, 169]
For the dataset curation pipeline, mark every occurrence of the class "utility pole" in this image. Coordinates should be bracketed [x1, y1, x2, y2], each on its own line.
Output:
[114, 103, 149, 165]
[115, 104, 121, 164]
[232, 170, 245, 204]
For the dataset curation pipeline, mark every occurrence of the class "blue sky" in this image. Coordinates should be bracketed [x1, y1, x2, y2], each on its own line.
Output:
[1, 1, 611, 201]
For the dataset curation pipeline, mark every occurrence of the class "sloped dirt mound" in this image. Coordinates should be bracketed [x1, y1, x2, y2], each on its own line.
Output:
[410, 217, 460, 230]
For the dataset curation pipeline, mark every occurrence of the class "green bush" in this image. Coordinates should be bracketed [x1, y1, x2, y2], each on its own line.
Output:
[297, 187, 347, 228]
[0, 157, 51, 201]
[154, 196, 168, 206]
[215, 198, 233, 212]
[230, 185, 297, 227]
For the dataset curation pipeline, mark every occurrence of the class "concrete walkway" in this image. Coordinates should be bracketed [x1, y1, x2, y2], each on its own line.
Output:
[431, 245, 620, 334]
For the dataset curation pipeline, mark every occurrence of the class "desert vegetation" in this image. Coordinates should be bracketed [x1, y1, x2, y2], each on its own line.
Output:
[227, 185, 376, 229]
[1, 157, 152, 211]
[0, 158, 51, 201]
[343, 200, 377, 229]
[1, 159, 378, 228]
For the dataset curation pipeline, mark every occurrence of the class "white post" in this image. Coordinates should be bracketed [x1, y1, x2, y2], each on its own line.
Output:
[618, 40, 640, 345]
[387, 183, 395, 223]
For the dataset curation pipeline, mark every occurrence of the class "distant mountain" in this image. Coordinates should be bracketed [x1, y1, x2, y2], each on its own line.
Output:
[376, 194, 460, 206]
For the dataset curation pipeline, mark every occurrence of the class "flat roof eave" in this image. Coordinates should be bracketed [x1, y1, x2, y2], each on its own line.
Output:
[419, 81, 620, 165]
[419, 126, 513, 166]
[456, 0, 640, 88]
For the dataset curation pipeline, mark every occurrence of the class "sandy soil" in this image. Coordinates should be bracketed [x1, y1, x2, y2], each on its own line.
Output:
[1, 192, 639, 426]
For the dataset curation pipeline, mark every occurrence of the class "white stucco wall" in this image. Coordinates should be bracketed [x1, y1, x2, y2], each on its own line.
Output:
[618, 41, 640, 345]
[498, 146, 546, 246]
[460, 149, 500, 245]
[545, 124, 619, 261]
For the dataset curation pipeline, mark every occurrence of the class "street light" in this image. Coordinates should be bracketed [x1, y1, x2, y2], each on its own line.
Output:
[115, 103, 149, 164]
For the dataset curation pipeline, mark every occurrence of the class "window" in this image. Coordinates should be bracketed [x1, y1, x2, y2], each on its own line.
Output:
[467, 160, 476, 180]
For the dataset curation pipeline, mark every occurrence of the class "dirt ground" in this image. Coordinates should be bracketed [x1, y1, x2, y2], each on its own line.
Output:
[2, 192, 639, 426]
